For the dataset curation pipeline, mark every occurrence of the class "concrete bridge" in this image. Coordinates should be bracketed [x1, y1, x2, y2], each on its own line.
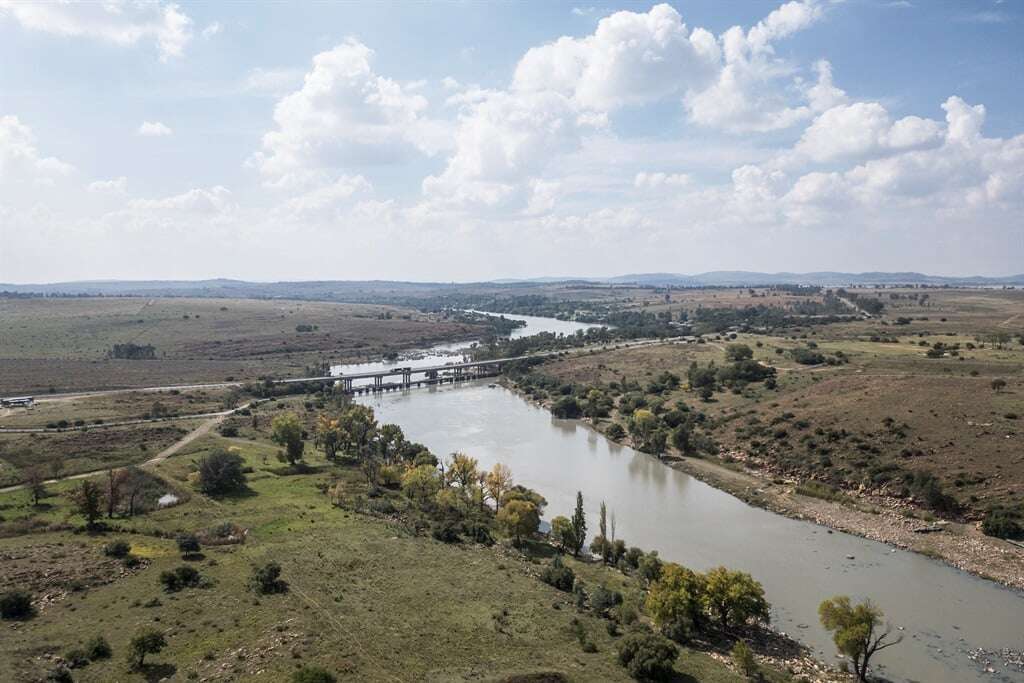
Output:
[281, 356, 520, 395]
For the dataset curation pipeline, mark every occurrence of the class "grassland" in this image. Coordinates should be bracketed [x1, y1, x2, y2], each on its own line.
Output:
[0, 297, 483, 395]
[0, 397, 815, 683]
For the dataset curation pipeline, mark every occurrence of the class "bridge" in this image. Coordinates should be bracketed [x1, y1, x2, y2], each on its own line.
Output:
[280, 356, 522, 395]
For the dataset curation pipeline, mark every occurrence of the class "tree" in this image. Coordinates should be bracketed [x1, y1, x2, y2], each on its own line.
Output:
[646, 563, 706, 641]
[570, 491, 587, 557]
[401, 465, 441, 506]
[314, 414, 341, 460]
[127, 628, 166, 669]
[991, 378, 1007, 393]
[725, 343, 754, 361]
[551, 395, 582, 419]
[25, 466, 47, 506]
[550, 516, 574, 552]
[197, 448, 246, 495]
[819, 596, 902, 682]
[702, 566, 770, 630]
[638, 551, 663, 584]
[122, 466, 147, 517]
[539, 555, 576, 591]
[483, 463, 513, 511]
[68, 480, 103, 528]
[445, 452, 480, 492]
[616, 631, 678, 681]
[497, 499, 539, 545]
[176, 533, 201, 558]
[337, 404, 378, 459]
[272, 412, 305, 464]
[376, 423, 406, 463]
[104, 468, 129, 518]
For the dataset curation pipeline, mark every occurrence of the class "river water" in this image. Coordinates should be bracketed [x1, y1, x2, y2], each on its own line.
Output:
[338, 315, 1024, 683]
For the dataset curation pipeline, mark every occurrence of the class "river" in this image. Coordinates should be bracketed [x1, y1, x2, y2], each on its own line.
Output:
[337, 315, 1024, 683]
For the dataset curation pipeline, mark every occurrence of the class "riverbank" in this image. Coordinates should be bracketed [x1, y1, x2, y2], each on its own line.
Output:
[506, 380, 1024, 593]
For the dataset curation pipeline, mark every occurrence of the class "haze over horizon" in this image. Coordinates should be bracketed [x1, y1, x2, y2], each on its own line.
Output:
[2, 0, 1023, 283]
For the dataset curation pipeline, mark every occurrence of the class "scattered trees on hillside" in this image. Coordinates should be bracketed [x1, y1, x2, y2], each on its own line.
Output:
[819, 596, 901, 682]
[271, 412, 305, 465]
[127, 628, 166, 669]
[646, 564, 769, 642]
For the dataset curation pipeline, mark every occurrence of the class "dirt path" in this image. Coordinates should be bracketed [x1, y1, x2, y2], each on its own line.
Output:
[999, 312, 1021, 329]
[0, 405, 247, 494]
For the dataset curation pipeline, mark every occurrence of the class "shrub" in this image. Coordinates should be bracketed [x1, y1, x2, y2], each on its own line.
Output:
[292, 666, 337, 683]
[551, 396, 582, 419]
[85, 635, 112, 661]
[0, 590, 34, 620]
[539, 556, 576, 592]
[982, 508, 1023, 540]
[590, 585, 623, 614]
[46, 666, 73, 683]
[616, 632, 678, 681]
[160, 565, 202, 592]
[176, 533, 201, 557]
[250, 561, 288, 594]
[64, 647, 89, 668]
[103, 540, 131, 558]
[605, 423, 626, 441]
[731, 640, 757, 679]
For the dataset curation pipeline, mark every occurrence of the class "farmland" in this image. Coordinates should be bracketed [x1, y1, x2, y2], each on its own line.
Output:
[0, 297, 484, 395]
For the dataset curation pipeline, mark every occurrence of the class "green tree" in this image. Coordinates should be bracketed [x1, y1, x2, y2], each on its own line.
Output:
[196, 448, 247, 495]
[271, 412, 305, 464]
[731, 640, 757, 679]
[991, 378, 1007, 393]
[818, 596, 902, 682]
[401, 465, 441, 506]
[314, 414, 341, 460]
[25, 466, 47, 506]
[68, 480, 103, 528]
[702, 566, 770, 630]
[292, 666, 337, 683]
[497, 499, 539, 545]
[127, 628, 166, 669]
[550, 515, 574, 552]
[725, 343, 754, 361]
[376, 423, 406, 463]
[646, 563, 707, 641]
[337, 404, 378, 459]
[570, 491, 587, 557]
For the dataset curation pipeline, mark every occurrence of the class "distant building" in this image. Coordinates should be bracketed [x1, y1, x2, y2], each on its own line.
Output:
[1, 396, 34, 408]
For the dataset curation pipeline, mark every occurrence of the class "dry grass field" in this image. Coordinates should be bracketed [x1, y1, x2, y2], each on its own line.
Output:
[0, 297, 483, 394]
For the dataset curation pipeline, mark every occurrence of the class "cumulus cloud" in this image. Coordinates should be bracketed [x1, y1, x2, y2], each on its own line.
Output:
[0, 115, 74, 182]
[793, 101, 943, 163]
[137, 121, 173, 137]
[201, 21, 221, 39]
[251, 38, 450, 188]
[129, 186, 234, 213]
[0, 0, 194, 61]
[282, 174, 372, 216]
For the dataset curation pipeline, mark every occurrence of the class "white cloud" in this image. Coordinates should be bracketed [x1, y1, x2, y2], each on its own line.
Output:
[251, 38, 450, 187]
[0, 115, 74, 182]
[282, 174, 372, 216]
[129, 186, 234, 214]
[241, 67, 305, 96]
[201, 21, 221, 39]
[793, 101, 942, 163]
[513, 3, 719, 111]
[635, 172, 691, 189]
[137, 121, 173, 137]
[0, 0, 194, 61]
[87, 177, 128, 195]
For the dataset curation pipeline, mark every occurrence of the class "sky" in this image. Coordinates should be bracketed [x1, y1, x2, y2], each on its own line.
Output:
[1, 0, 1022, 284]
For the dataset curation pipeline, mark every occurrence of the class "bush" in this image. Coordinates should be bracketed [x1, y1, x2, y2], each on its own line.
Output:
[982, 508, 1023, 540]
[616, 631, 678, 681]
[605, 423, 626, 441]
[64, 648, 89, 668]
[176, 533, 201, 557]
[731, 640, 757, 679]
[551, 396, 582, 419]
[250, 561, 288, 594]
[85, 635, 112, 661]
[590, 585, 623, 614]
[539, 556, 576, 592]
[46, 666, 73, 683]
[103, 539, 131, 558]
[160, 565, 202, 592]
[0, 590, 34, 620]
[292, 666, 337, 683]
[127, 628, 166, 669]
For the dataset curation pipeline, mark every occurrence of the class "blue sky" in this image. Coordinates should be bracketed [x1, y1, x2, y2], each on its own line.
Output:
[1, 0, 1022, 282]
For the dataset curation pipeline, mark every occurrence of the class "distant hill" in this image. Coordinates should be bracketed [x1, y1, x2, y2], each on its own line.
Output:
[2, 271, 1022, 300]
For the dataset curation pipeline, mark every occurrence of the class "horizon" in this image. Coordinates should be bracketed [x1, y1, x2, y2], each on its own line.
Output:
[2, 0, 1023, 281]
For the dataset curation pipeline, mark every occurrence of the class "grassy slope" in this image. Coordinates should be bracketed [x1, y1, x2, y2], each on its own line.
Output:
[0, 428, 784, 683]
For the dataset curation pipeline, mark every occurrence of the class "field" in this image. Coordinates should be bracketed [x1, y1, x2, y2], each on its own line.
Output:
[0, 297, 484, 395]
[0, 398, 809, 683]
